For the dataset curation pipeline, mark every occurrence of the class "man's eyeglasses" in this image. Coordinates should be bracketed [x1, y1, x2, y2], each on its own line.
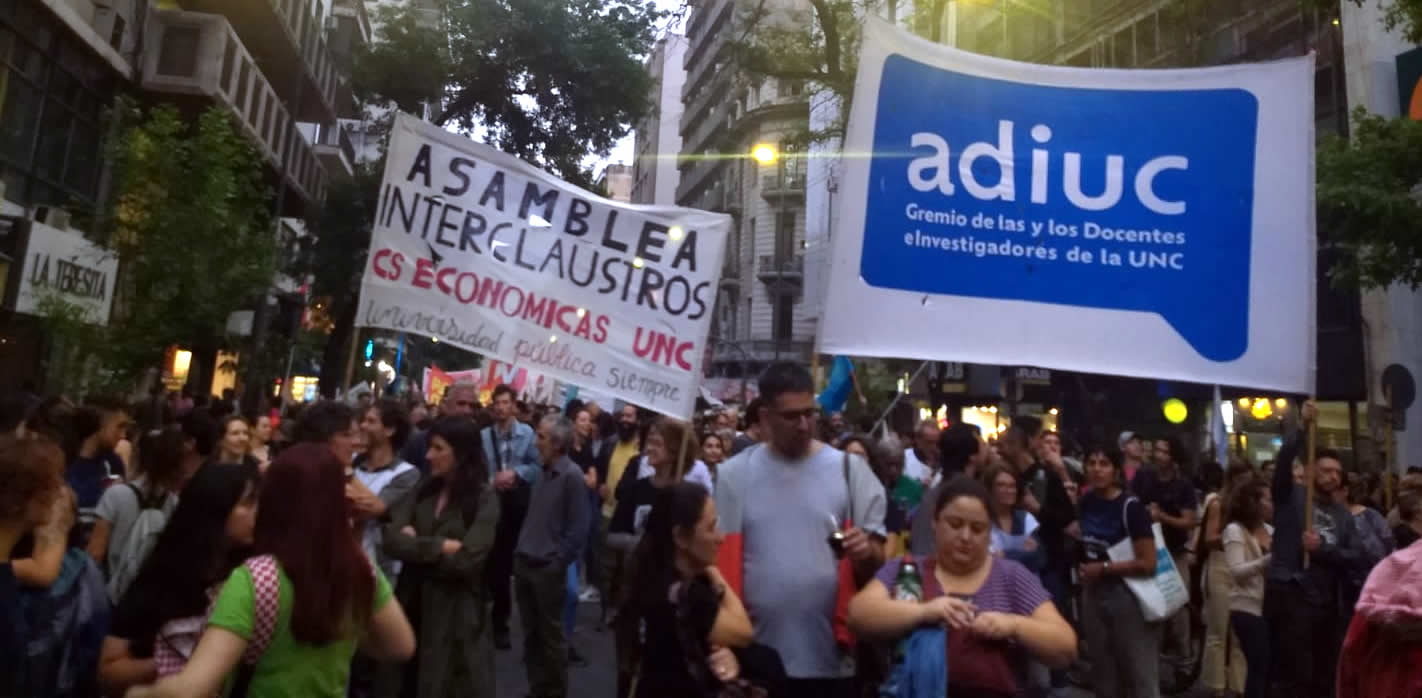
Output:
[454, 400, 476, 408]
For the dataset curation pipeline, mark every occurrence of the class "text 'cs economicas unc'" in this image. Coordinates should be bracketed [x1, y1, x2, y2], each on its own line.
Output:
[362, 135, 725, 414]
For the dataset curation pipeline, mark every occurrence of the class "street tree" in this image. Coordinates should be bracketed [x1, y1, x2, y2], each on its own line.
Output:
[1328, 0, 1422, 43]
[309, 163, 381, 397]
[101, 102, 277, 391]
[356, 0, 663, 187]
[1317, 108, 1422, 289]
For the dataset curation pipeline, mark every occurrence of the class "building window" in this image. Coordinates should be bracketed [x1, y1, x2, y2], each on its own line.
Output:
[772, 292, 793, 342]
[157, 24, 200, 77]
[0, 0, 113, 212]
[774, 210, 795, 260]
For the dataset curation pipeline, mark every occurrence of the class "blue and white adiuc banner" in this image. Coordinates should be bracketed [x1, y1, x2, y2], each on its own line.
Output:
[820, 18, 1316, 394]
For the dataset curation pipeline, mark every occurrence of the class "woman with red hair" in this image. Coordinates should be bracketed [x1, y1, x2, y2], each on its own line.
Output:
[126, 443, 415, 697]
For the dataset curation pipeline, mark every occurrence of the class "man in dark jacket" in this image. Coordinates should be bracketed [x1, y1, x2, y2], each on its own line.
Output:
[1266, 400, 1363, 698]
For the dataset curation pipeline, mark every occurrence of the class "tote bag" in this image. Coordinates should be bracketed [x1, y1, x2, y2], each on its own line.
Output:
[1106, 497, 1189, 622]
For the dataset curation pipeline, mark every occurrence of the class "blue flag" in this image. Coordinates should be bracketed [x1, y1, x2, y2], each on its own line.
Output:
[817, 356, 856, 413]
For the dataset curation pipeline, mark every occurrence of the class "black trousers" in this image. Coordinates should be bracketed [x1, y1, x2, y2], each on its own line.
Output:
[487, 486, 529, 635]
[1231, 611, 1271, 698]
[781, 677, 855, 698]
[1264, 580, 1341, 698]
[515, 557, 570, 698]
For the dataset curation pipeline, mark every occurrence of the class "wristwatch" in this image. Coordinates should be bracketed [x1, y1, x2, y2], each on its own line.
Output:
[1102, 560, 1112, 574]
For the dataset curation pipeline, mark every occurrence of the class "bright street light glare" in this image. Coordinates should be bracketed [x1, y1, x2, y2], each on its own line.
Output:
[751, 144, 778, 164]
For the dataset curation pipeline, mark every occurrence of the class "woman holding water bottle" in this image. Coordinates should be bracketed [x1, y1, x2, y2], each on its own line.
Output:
[848, 476, 1077, 696]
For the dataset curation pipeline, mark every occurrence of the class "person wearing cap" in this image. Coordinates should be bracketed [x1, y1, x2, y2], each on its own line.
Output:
[1118, 431, 1145, 491]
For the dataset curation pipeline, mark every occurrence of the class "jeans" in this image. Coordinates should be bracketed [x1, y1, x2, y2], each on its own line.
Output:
[515, 557, 570, 698]
[1265, 580, 1341, 698]
[1159, 550, 1193, 679]
[1231, 611, 1270, 698]
[1082, 577, 1162, 698]
[582, 489, 602, 598]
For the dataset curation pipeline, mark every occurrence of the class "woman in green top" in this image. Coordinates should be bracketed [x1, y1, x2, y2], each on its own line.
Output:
[380, 417, 500, 698]
[126, 443, 416, 698]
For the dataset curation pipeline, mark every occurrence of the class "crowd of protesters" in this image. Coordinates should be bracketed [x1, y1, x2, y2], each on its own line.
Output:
[2, 366, 1421, 698]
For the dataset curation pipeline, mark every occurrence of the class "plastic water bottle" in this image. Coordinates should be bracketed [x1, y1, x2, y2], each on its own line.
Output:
[893, 557, 923, 602]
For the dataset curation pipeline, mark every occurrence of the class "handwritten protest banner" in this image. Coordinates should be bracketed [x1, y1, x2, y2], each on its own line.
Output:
[360, 114, 729, 417]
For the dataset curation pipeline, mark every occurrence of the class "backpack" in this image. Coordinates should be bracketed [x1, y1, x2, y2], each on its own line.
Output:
[154, 555, 282, 682]
[106, 483, 171, 604]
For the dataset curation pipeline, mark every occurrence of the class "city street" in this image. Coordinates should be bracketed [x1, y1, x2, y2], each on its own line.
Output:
[494, 601, 1210, 698]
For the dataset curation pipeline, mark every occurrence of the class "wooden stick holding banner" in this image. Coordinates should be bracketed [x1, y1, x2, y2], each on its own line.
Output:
[1303, 397, 1316, 569]
[1385, 387, 1395, 513]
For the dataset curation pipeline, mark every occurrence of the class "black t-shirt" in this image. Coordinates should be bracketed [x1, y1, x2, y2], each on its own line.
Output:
[610, 473, 663, 535]
[109, 585, 159, 658]
[1078, 491, 1154, 562]
[0, 562, 24, 686]
[1132, 470, 1198, 553]
[633, 574, 720, 698]
[1020, 464, 1076, 571]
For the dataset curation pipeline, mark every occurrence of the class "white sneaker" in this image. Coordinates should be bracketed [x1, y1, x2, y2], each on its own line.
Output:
[579, 588, 601, 603]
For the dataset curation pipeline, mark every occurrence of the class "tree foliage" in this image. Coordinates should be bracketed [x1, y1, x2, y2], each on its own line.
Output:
[355, 0, 662, 186]
[309, 162, 382, 397]
[102, 102, 277, 386]
[1325, 0, 1422, 43]
[1317, 108, 1422, 289]
[731, 0, 876, 144]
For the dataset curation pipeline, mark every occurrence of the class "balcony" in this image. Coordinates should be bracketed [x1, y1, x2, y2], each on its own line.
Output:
[757, 254, 804, 288]
[725, 171, 744, 214]
[142, 10, 326, 212]
[720, 258, 740, 288]
[328, 0, 372, 71]
[313, 122, 356, 180]
[681, 70, 730, 139]
[676, 156, 725, 209]
[761, 172, 806, 201]
[177, 0, 354, 122]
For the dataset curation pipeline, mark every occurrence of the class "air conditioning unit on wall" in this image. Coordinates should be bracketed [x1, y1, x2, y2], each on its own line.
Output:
[33, 206, 71, 231]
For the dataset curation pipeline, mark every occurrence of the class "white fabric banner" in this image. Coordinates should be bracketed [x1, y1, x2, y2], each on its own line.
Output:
[359, 114, 729, 417]
[820, 18, 1316, 394]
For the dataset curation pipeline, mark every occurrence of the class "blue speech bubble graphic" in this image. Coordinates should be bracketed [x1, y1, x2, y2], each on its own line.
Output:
[861, 54, 1258, 362]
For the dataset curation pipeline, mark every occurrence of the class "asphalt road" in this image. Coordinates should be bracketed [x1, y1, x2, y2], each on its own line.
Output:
[491, 598, 1209, 698]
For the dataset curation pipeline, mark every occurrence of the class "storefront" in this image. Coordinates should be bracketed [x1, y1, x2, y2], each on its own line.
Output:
[0, 217, 116, 391]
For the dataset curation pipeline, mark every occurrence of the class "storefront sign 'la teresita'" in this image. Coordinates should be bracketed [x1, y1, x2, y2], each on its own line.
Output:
[357, 113, 730, 419]
[15, 221, 117, 326]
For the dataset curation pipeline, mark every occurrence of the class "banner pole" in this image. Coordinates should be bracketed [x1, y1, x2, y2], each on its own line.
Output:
[1385, 387, 1395, 513]
[341, 328, 360, 397]
[676, 418, 693, 482]
[1303, 396, 1316, 569]
[871, 360, 932, 438]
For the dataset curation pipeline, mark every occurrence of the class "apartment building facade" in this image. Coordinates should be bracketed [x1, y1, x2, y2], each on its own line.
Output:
[674, 0, 817, 384]
[631, 33, 686, 206]
[0, 0, 366, 391]
[599, 162, 633, 202]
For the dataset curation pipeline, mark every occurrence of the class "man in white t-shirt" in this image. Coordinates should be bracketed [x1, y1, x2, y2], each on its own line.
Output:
[901, 420, 940, 484]
[716, 363, 886, 698]
[350, 400, 420, 581]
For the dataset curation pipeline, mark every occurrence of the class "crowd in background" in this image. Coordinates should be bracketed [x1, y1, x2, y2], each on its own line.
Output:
[2, 368, 1421, 698]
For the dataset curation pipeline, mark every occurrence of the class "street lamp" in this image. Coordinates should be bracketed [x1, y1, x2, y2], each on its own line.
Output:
[751, 143, 778, 165]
